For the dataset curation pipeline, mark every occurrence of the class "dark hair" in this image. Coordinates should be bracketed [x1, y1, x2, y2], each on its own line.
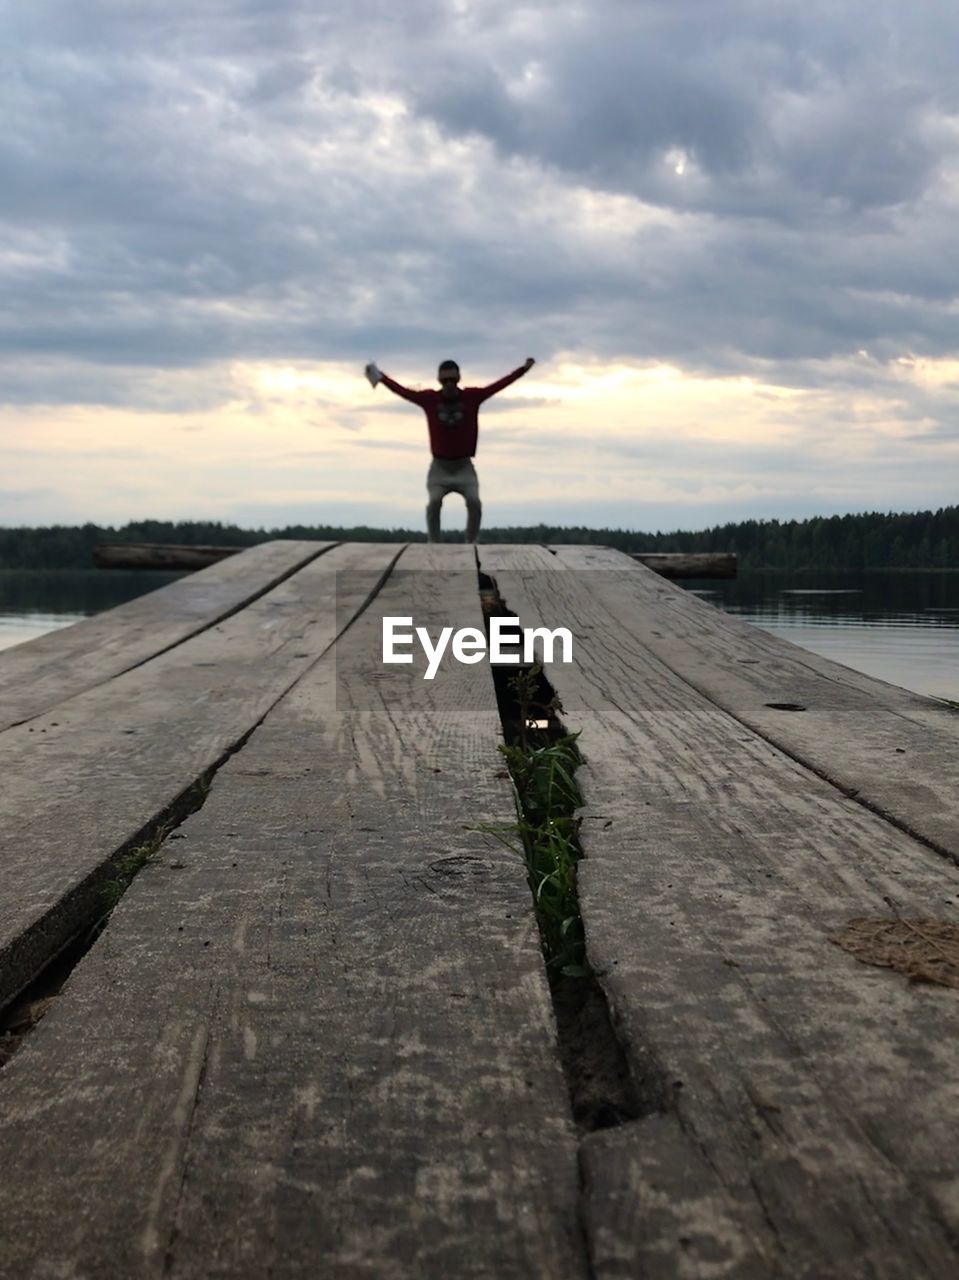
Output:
[438, 360, 460, 376]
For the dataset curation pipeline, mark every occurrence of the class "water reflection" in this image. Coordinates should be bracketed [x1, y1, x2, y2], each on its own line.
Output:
[689, 570, 959, 701]
[0, 615, 77, 650]
[0, 569, 181, 652]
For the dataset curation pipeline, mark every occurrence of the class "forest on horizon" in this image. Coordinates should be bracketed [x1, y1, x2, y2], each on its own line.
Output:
[0, 505, 956, 571]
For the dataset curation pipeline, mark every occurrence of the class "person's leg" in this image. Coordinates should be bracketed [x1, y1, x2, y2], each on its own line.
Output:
[426, 461, 446, 543]
[426, 493, 443, 543]
[465, 495, 482, 543]
[461, 462, 482, 543]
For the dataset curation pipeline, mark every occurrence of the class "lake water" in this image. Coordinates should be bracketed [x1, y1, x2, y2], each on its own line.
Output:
[0, 567, 956, 702]
[0, 570, 182, 648]
[687, 569, 959, 703]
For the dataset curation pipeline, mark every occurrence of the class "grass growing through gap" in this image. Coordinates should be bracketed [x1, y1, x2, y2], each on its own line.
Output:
[482, 666, 588, 977]
[97, 774, 211, 923]
[99, 823, 173, 916]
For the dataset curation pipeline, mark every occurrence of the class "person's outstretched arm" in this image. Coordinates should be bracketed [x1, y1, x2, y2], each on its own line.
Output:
[365, 362, 429, 405]
[475, 357, 535, 403]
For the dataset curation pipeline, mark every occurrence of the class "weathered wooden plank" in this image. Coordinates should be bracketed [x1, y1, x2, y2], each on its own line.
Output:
[549, 547, 737, 578]
[479, 546, 959, 1277]
[0, 542, 399, 1010]
[630, 551, 737, 578]
[0, 539, 332, 731]
[550, 544, 959, 862]
[580, 1123, 772, 1279]
[93, 541, 242, 569]
[0, 546, 585, 1279]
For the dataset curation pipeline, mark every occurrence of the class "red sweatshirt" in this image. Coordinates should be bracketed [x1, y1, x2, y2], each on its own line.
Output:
[379, 365, 527, 458]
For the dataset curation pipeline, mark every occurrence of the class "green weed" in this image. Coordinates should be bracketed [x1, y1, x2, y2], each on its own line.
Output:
[482, 667, 588, 977]
[99, 768, 212, 917]
[190, 772, 212, 801]
[100, 823, 172, 915]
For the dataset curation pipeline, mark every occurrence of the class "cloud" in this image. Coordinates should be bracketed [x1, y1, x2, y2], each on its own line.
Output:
[2, 0, 959, 527]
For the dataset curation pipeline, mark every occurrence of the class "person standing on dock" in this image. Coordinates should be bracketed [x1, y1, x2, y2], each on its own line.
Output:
[364, 357, 535, 543]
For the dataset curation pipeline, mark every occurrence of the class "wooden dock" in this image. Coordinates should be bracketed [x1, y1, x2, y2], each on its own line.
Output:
[0, 541, 958, 1278]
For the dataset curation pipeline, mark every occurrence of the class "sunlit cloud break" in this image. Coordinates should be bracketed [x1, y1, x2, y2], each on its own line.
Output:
[2, 1, 958, 530]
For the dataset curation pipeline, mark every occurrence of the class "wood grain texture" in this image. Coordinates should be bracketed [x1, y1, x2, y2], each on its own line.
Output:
[93, 542, 241, 569]
[628, 551, 737, 579]
[581, 1122, 772, 1279]
[0, 540, 331, 731]
[0, 543, 399, 1010]
[0, 546, 585, 1280]
[551, 544, 959, 862]
[479, 546, 959, 1277]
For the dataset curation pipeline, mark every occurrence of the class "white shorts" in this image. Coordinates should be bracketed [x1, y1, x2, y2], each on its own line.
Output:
[427, 457, 480, 503]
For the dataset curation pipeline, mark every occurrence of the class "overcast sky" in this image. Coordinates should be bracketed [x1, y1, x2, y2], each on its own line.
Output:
[2, 0, 958, 533]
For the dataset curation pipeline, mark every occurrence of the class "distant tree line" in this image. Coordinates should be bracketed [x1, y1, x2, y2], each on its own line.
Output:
[0, 507, 956, 570]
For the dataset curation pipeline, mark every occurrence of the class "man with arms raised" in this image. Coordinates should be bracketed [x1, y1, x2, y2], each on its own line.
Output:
[365, 357, 535, 543]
